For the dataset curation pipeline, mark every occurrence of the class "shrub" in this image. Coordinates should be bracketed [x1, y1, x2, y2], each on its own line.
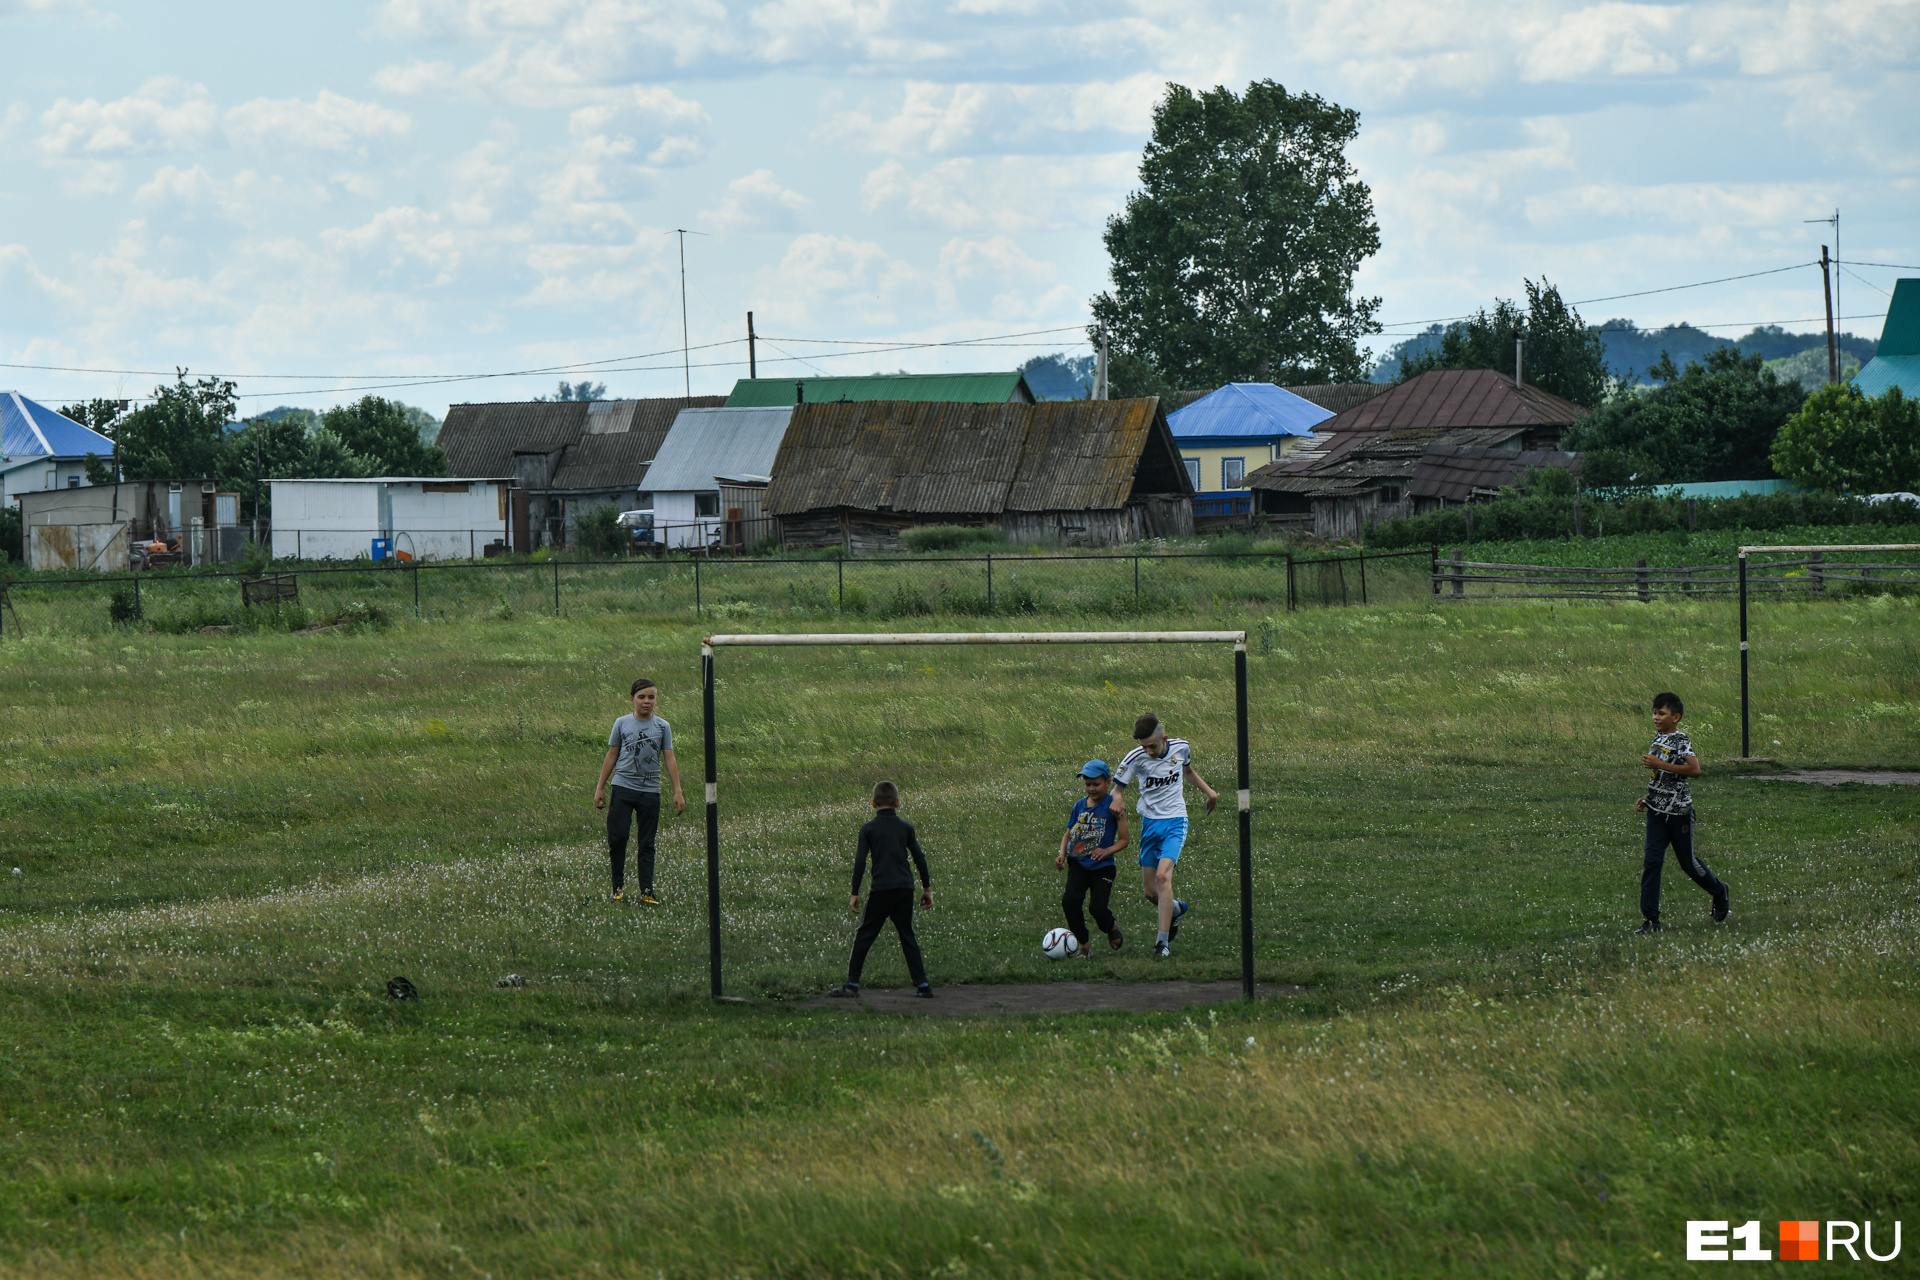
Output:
[902, 525, 1006, 553]
[573, 504, 627, 558]
[840, 583, 871, 615]
[108, 586, 141, 625]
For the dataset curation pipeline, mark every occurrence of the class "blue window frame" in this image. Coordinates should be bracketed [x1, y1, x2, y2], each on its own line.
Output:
[1222, 457, 1246, 489]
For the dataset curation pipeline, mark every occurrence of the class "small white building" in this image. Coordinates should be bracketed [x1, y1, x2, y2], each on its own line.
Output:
[643, 407, 794, 549]
[269, 477, 511, 561]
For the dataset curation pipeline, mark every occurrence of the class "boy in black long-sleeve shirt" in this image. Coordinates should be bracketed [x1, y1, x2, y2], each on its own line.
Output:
[830, 780, 934, 998]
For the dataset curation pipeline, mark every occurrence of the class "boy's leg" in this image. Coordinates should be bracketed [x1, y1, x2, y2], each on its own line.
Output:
[632, 792, 662, 894]
[606, 788, 636, 892]
[846, 890, 901, 985]
[1062, 863, 1092, 948]
[886, 890, 929, 988]
[1668, 810, 1728, 903]
[1088, 866, 1118, 940]
[1640, 810, 1670, 922]
[1155, 859, 1178, 935]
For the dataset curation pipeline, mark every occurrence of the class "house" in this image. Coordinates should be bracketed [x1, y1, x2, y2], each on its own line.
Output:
[1167, 383, 1335, 516]
[18, 479, 245, 569]
[436, 396, 724, 550]
[2, 392, 115, 506]
[1407, 447, 1582, 513]
[765, 398, 1193, 551]
[268, 477, 512, 561]
[724, 372, 1034, 407]
[1245, 369, 1590, 540]
[1853, 278, 1918, 400]
[638, 407, 794, 549]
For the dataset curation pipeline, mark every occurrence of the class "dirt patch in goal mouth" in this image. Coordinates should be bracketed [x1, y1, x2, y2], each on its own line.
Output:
[1737, 769, 1920, 786]
[800, 978, 1304, 1016]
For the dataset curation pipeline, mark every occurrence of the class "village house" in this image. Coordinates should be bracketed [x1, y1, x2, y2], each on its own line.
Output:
[1167, 383, 1334, 517]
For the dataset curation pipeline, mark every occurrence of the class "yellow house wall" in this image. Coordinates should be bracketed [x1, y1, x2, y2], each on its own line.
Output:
[1177, 436, 1316, 492]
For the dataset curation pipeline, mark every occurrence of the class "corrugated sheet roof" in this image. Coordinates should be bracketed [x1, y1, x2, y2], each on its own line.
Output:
[1854, 354, 1920, 398]
[1247, 426, 1534, 497]
[1318, 369, 1590, 433]
[641, 407, 796, 493]
[1872, 278, 1919, 357]
[725, 372, 1033, 407]
[1409, 448, 1581, 503]
[764, 398, 1190, 516]
[1283, 383, 1395, 414]
[1, 392, 114, 460]
[1168, 383, 1334, 441]
[438, 396, 724, 490]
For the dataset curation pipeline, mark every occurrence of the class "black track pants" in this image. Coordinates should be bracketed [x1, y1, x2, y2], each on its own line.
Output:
[1062, 862, 1118, 947]
[847, 887, 928, 987]
[1640, 807, 1725, 922]
[607, 786, 660, 892]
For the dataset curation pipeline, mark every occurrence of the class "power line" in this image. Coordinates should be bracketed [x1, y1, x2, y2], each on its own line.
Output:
[1376, 260, 1818, 331]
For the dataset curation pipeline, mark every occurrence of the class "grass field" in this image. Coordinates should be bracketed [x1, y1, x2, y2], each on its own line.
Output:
[1, 584, 1916, 1276]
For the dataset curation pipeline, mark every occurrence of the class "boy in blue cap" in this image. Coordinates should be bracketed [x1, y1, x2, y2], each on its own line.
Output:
[1055, 760, 1130, 956]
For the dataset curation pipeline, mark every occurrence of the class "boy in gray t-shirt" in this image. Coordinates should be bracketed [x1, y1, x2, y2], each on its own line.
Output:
[594, 678, 685, 903]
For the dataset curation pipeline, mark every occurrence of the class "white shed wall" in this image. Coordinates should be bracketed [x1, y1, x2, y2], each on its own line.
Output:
[269, 479, 508, 561]
[651, 490, 718, 549]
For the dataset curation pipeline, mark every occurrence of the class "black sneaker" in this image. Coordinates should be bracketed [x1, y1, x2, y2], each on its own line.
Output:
[1168, 899, 1189, 941]
[1152, 940, 1171, 958]
[915, 985, 933, 998]
[1712, 890, 1730, 923]
[1633, 919, 1662, 935]
[828, 983, 860, 998]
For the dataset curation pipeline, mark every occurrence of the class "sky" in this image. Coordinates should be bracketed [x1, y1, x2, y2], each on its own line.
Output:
[1, 0, 1915, 420]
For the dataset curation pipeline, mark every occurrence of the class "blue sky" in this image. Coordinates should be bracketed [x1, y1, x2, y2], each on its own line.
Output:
[1, 0, 1914, 418]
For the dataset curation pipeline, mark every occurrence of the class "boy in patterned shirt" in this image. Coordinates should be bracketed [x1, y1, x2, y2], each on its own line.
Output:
[1116, 713, 1218, 958]
[1634, 691, 1730, 933]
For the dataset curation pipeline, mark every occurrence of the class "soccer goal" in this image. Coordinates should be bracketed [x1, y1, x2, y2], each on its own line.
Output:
[697, 630, 1255, 1001]
[1737, 543, 1920, 756]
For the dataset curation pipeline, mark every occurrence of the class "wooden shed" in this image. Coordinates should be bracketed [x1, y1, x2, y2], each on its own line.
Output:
[764, 398, 1194, 552]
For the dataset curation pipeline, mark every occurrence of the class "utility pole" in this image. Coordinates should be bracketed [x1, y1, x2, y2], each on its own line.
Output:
[746, 311, 757, 379]
[1806, 209, 1840, 370]
[1095, 334, 1108, 400]
[1515, 335, 1525, 387]
[1820, 246, 1838, 385]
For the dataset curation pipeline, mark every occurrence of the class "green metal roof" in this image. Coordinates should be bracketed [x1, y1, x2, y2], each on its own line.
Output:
[1873, 278, 1920, 358]
[724, 372, 1033, 407]
[1853, 353, 1920, 399]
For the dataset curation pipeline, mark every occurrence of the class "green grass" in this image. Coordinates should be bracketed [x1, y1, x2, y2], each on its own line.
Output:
[1, 590, 1916, 1276]
[1431, 522, 1920, 569]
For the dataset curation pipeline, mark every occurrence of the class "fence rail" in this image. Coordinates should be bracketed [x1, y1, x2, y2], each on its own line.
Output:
[1433, 549, 1920, 601]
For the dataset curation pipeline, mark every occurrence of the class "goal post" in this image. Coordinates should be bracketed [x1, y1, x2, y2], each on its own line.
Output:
[1738, 544, 1920, 757]
[699, 630, 1256, 1001]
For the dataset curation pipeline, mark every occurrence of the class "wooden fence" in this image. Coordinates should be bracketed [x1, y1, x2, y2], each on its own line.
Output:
[1432, 549, 1920, 600]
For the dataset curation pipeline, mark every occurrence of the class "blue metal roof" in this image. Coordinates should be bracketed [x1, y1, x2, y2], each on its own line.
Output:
[1167, 382, 1334, 442]
[1, 392, 114, 460]
[1853, 354, 1920, 400]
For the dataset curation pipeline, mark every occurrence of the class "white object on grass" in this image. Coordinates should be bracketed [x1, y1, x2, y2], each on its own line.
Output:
[1041, 928, 1078, 960]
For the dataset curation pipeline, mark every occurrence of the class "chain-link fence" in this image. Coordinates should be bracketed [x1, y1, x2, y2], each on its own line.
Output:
[0, 547, 1441, 638]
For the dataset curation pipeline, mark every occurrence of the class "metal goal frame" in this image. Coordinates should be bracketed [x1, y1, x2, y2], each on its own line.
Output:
[698, 631, 1256, 1001]
[1738, 544, 1920, 756]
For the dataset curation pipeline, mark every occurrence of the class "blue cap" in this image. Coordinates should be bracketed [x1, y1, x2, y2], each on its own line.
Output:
[1079, 760, 1111, 779]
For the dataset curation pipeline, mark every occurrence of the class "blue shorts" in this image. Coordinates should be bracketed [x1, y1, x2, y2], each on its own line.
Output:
[1138, 816, 1188, 867]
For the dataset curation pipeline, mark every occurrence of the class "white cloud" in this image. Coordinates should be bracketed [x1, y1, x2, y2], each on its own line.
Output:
[700, 169, 810, 233]
[758, 232, 920, 325]
[38, 77, 218, 157]
[828, 75, 1162, 155]
[861, 154, 1135, 232]
[225, 91, 413, 152]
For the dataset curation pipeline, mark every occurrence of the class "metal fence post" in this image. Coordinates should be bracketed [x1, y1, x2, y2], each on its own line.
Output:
[414, 565, 421, 616]
[702, 641, 723, 998]
[553, 557, 560, 616]
[1285, 552, 1294, 612]
[1739, 552, 1750, 758]
[695, 558, 703, 616]
[1430, 544, 1439, 596]
[986, 553, 993, 611]
[134, 574, 141, 619]
[1359, 549, 1367, 605]
[837, 557, 843, 609]
[1134, 556, 1140, 603]
[1234, 638, 1254, 1002]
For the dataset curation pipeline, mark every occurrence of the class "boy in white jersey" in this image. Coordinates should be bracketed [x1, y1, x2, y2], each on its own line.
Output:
[1115, 713, 1218, 957]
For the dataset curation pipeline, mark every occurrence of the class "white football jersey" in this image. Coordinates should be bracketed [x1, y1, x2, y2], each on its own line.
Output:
[1117, 738, 1191, 821]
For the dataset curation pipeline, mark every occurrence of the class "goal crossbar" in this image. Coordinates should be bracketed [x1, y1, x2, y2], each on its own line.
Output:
[1735, 544, 1920, 756]
[697, 631, 1256, 1001]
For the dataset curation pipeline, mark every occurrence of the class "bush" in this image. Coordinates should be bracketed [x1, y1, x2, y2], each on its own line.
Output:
[1771, 384, 1920, 493]
[902, 525, 1006, 553]
[1368, 489, 1920, 550]
[0, 506, 19, 565]
[108, 586, 141, 625]
[840, 583, 871, 615]
[573, 504, 626, 558]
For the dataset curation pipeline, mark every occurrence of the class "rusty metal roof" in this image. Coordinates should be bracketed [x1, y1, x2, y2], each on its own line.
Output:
[437, 396, 726, 491]
[764, 398, 1191, 516]
[1409, 447, 1582, 504]
[1282, 383, 1395, 414]
[1318, 369, 1590, 433]
[1246, 425, 1536, 498]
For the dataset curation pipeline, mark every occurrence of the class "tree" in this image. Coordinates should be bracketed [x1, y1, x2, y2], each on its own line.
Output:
[1564, 348, 1805, 485]
[1089, 79, 1381, 394]
[320, 396, 448, 476]
[1770, 384, 1920, 493]
[1399, 279, 1609, 408]
[218, 411, 373, 518]
[537, 380, 606, 402]
[116, 372, 238, 481]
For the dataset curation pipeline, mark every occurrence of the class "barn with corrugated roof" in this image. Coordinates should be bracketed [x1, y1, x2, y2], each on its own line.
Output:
[764, 398, 1194, 551]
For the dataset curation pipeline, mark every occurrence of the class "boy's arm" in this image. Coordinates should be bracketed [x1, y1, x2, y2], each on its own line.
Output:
[1183, 763, 1220, 813]
[661, 747, 686, 812]
[1642, 751, 1702, 778]
[1106, 792, 1130, 854]
[908, 829, 933, 908]
[594, 744, 618, 809]
[850, 826, 870, 910]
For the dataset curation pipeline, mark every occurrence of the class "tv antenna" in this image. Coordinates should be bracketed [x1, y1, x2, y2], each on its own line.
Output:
[1804, 208, 1839, 349]
[670, 228, 708, 398]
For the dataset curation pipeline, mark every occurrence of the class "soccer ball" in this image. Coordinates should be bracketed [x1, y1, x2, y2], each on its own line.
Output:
[1041, 928, 1078, 960]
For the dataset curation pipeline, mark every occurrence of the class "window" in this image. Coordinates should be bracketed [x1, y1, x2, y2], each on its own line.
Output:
[1223, 457, 1246, 489]
[67, 475, 81, 488]
[1183, 458, 1201, 490]
[695, 491, 720, 517]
